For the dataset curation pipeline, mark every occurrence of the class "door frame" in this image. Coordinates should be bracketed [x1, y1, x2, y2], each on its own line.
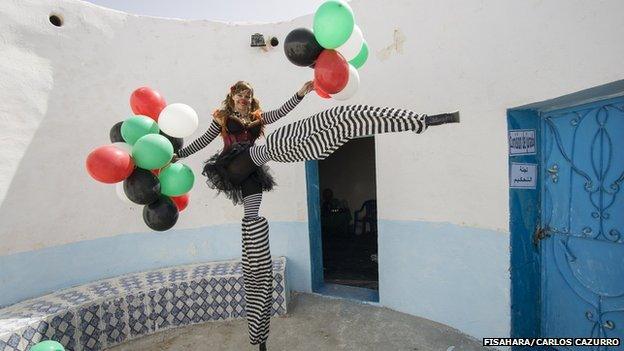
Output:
[508, 108, 542, 341]
[304, 136, 381, 301]
[305, 160, 324, 292]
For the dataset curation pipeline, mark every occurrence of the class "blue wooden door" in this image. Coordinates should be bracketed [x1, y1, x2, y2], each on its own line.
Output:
[540, 96, 624, 349]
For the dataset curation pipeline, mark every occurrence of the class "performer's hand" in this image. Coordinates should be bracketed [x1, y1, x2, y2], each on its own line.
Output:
[297, 81, 314, 98]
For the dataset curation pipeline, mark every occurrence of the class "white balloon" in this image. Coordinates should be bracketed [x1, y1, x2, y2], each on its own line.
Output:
[336, 25, 364, 62]
[158, 103, 199, 138]
[112, 142, 132, 154]
[115, 182, 133, 204]
[331, 65, 360, 101]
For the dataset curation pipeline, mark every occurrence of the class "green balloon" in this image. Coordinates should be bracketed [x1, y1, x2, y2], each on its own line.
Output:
[30, 340, 65, 351]
[159, 163, 195, 196]
[349, 40, 369, 69]
[132, 134, 173, 170]
[313, 0, 355, 49]
[121, 115, 159, 145]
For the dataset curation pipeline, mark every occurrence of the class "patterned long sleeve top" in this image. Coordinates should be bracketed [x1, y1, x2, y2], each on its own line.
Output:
[176, 121, 221, 158]
[177, 93, 303, 158]
[260, 93, 303, 124]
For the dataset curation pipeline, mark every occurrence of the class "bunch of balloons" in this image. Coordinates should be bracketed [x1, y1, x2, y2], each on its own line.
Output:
[283, 0, 368, 100]
[86, 87, 198, 231]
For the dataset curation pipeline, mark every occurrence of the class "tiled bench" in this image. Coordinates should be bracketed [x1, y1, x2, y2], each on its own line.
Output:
[0, 257, 288, 351]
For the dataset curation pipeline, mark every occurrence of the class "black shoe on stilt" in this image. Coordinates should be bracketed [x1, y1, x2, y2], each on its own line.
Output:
[425, 110, 460, 126]
[259, 342, 267, 351]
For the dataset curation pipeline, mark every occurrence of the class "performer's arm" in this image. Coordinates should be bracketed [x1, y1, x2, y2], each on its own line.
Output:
[261, 81, 314, 124]
[176, 120, 221, 158]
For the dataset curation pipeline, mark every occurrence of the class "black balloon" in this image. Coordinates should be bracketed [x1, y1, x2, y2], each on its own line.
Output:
[143, 196, 179, 231]
[160, 131, 184, 153]
[123, 168, 161, 204]
[284, 28, 324, 67]
[110, 121, 124, 143]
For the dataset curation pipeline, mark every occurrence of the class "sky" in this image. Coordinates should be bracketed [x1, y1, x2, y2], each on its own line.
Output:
[84, 0, 328, 22]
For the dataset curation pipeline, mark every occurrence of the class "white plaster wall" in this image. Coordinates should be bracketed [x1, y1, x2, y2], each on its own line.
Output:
[3, 0, 622, 252]
[0, 0, 318, 255]
[364, 0, 624, 231]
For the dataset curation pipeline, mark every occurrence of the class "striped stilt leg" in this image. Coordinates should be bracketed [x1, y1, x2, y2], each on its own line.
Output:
[241, 216, 273, 346]
[263, 105, 435, 162]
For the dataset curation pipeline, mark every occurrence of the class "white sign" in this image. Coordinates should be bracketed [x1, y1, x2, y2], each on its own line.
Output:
[510, 163, 537, 189]
[509, 129, 536, 155]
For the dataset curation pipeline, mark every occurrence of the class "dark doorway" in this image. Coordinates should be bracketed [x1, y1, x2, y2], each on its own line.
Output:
[318, 137, 378, 291]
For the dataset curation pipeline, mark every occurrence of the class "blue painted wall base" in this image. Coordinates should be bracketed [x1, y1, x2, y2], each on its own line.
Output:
[0, 221, 312, 307]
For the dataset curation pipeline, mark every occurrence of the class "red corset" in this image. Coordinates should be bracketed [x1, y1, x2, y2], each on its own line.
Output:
[221, 116, 262, 151]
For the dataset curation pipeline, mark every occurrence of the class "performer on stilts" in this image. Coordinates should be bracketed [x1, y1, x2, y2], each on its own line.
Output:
[174, 80, 459, 350]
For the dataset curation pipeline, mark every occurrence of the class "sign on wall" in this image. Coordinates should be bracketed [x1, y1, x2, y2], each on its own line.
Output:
[510, 163, 537, 189]
[509, 129, 536, 155]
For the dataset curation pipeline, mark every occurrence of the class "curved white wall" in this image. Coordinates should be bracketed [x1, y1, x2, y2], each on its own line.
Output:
[0, 0, 314, 253]
[1, 0, 624, 342]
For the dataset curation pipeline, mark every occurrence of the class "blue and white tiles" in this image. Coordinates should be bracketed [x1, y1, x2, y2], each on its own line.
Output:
[101, 298, 128, 346]
[126, 293, 151, 339]
[0, 310, 77, 351]
[0, 257, 288, 351]
[118, 276, 142, 293]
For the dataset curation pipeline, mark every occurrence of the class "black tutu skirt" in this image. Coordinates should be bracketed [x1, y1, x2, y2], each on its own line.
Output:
[202, 142, 276, 205]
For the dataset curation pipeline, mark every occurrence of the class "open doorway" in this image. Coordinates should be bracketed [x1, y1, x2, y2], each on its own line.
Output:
[318, 136, 378, 292]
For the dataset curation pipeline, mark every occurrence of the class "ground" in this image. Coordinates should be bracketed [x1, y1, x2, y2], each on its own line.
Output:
[109, 292, 489, 351]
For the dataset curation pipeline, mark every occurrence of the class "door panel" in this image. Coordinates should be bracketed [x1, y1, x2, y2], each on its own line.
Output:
[540, 97, 624, 349]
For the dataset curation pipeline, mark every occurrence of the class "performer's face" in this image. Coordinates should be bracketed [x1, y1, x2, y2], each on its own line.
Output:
[233, 89, 252, 110]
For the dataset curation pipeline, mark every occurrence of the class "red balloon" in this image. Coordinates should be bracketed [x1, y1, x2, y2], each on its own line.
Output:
[313, 79, 331, 99]
[86, 145, 135, 183]
[313, 50, 349, 94]
[151, 169, 160, 176]
[130, 87, 167, 121]
[171, 194, 190, 212]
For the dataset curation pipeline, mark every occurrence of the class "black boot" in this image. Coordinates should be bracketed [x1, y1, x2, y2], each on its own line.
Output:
[259, 342, 267, 351]
[425, 111, 460, 126]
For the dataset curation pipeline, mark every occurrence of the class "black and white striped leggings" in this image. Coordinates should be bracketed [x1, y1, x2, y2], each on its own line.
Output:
[230, 104, 431, 346]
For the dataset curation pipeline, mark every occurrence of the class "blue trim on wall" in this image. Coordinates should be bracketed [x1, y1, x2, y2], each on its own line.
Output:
[3, 216, 511, 340]
[378, 219, 509, 340]
[0, 221, 312, 307]
[305, 160, 324, 292]
[507, 109, 541, 342]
